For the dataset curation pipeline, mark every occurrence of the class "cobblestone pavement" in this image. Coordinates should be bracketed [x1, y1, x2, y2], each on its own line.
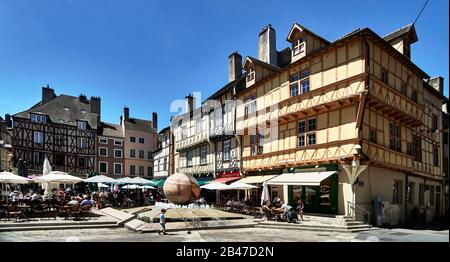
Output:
[0, 227, 448, 242]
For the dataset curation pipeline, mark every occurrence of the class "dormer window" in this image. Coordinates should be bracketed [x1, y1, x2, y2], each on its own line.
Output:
[293, 38, 305, 56]
[30, 114, 47, 124]
[247, 67, 255, 82]
[77, 121, 87, 130]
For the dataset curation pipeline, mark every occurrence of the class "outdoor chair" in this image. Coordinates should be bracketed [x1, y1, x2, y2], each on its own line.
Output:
[80, 205, 93, 219]
[57, 205, 71, 219]
[68, 205, 81, 220]
[6, 205, 23, 221]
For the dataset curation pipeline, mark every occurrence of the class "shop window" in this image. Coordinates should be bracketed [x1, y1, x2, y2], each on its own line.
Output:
[320, 178, 331, 206]
[305, 186, 316, 205]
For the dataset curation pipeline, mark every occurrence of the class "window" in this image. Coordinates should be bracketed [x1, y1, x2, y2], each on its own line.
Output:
[99, 162, 107, 173]
[400, 82, 407, 96]
[381, 68, 388, 84]
[148, 151, 153, 160]
[33, 152, 44, 165]
[177, 120, 182, 127]
[130, 149, 136, 158]
[139, 150, 145, 159]
[79, 137, 87, 149]
[200, 146, 207, 164]
[54, 154, 64, 166]
[307, 133, 316, 146]
[33, 131, 44, 144]
[290, 74, 300, 97]
[411, 134, 422, 162]
[187, 150, 193, 167]
[433, 146, 439, 166]
[392, 180, 403, 204]
[130, 165, 136, 176]
[407, 182, 415, 204]
[139, 137, 145, 144]
[30, 114, 47, 123]
[163, 158, 167, 171]
[293, 38, 305, 56]
[148, 167, 153, 177]
[411, 90, 418, 103]
[223, 140, 231, 161]
[215, 108, 223, 128]
[244, 95, 257, 118]
[290, 70, 310, 97]
[250, 135, 257, 155]
[114, 163, 122, 175]
[114, 149, 122, 158]
[130, 136, 136, 143]
[114, 140, 123, 146]
[196, 118, 202, 133]
[55, 134, 65, 146]
[298, 136, 305, 147]
[431, 114, 438, 132]
[99, 147, 107, 157]
[430, 186, 435, 206]
[99, 138, 108, 144]
[419, 184, 425, 206]
[298, 120, 306, 133]
[258, 133, 264, 154]
[78, 157, 86, 168]
[77, 121, 87, 130]
[307, 118, 316, 131]
[247, 67, 255, 82]
[389, 122, 401, 152]
[369, 128, 377, 143]
[139, 166, 144, 176]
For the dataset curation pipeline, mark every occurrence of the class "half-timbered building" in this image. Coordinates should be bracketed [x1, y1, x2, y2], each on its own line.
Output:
[12, 86, 99, 176]
[235, 23, 446, 223]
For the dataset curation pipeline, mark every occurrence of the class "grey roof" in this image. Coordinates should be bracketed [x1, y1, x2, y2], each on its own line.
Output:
[158, 126, 170, 135]
[100, 122, 124, 138]
[245, 56, 280, 71]
[124, 118, 156, 133]
[204, 74, 246, 102]
[13, 95, 100, 129]
[287, 23, 331, 44]
[383, 23, 418, 44]
[277, 47, 292, 68]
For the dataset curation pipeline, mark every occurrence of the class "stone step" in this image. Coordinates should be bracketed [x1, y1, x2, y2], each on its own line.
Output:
[0, 220, 116, 228]
[99, 207, 136, 226]
[0, 223, 118, 232]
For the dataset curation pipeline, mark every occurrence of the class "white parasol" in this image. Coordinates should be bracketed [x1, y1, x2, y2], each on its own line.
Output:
[84, 175, 117, 184]
[0, 171, 30, 203]
[261, 181, 270, 206]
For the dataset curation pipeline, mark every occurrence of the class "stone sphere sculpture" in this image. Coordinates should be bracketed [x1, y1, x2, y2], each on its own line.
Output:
[163, 173, 201, 205]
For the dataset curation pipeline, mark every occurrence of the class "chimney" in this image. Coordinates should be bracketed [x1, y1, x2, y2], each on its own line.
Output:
[42, 85, 55, 104]
[123, 106, 130, 121]
[228, 51, 243, 82]
[185, 95, 195, 114]
[79, 94, 87, 103]
[258, 24, 277, 66]
[4, 114, 12, 128]
[90, 96, 101, 115]
[152, 112, 158, 131]
[428, 76, 444, 95]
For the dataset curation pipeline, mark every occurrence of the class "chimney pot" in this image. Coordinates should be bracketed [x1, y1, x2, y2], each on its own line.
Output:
[152, 112, 158, 131]
[124, 106, 130, 121]
[42, 85, 55, 104]
[258, 24, 277, 66]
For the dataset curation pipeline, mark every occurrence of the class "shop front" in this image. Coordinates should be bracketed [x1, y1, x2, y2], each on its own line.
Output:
[266, 171, 338, 215]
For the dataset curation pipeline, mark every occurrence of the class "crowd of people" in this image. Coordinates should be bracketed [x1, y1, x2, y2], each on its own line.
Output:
[261, 197, 304, 223]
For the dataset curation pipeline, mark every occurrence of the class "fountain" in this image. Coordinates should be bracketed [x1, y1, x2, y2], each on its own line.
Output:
[137, 173, 249, 227]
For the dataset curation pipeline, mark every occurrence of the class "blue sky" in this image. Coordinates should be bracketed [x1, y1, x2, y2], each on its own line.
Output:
[0, 0, 448, 129]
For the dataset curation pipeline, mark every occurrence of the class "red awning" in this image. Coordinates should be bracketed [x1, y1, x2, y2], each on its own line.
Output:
[210, 177, 241, 184]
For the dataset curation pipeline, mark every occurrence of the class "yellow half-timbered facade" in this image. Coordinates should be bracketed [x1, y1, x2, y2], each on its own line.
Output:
[235, 23, 445, 223]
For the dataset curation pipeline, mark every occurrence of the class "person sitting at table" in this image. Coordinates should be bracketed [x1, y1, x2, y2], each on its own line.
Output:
[80, 196, 94, 207]
[66, 197, 79, 206]
[30, 191, 42, 206]
[75, 193, 84, 203]
[262, 200, 272, 220]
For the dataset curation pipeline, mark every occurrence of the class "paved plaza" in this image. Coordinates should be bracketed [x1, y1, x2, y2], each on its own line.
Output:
[0, 227, 447, 242]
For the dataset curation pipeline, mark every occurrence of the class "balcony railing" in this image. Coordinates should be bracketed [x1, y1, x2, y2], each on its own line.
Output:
[175, 132, 209, 151]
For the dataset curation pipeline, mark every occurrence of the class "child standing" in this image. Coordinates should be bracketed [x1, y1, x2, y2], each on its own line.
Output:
[158, 209, 167, 235]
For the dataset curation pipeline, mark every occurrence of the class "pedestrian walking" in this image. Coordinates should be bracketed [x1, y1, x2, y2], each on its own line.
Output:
[158, 208, 167, 235]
